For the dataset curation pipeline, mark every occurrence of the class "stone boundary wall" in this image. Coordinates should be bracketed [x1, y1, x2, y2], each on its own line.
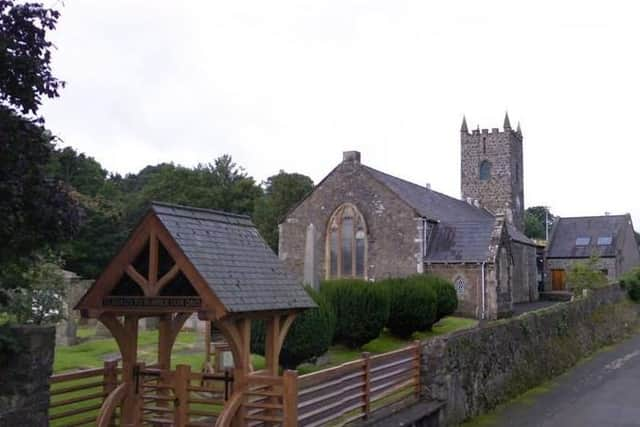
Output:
[0, 325, 55, 427]
[421, 284, 637, 426]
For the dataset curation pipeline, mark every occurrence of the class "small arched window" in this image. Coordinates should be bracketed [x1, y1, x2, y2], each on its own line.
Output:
[479, 160, 491, 181]
[326, 204, 367, 279]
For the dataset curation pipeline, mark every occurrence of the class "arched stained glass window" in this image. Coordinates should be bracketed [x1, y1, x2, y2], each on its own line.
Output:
[326, 204, 367, 279]
[479, 160, 491, 181]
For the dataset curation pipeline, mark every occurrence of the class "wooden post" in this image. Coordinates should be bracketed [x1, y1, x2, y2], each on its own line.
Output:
[120, 315, 140, 427]
[282, 370, 298, 427]
[103, 360, 119, 426]
[413, 340, 422, 399]
[362, 352, 371, 418]
[174, 364, 190, 426]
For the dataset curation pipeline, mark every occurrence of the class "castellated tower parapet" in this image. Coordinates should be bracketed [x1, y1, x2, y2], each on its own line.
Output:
[460, 113, 525, 231]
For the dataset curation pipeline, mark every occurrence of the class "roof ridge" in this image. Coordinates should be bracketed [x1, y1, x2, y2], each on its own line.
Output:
[558, 214, 628, 220]
[151, 201, 252, 220]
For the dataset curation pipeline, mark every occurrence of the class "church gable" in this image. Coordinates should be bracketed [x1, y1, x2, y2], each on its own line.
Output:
[280, 152, 422, 282]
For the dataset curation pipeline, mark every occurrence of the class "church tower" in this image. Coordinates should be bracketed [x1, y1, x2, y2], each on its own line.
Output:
[460, 113, 525, 231]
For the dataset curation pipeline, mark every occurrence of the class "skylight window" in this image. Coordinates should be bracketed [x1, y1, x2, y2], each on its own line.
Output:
[597, 236, 613, 246]
[575, 237, 591, 246]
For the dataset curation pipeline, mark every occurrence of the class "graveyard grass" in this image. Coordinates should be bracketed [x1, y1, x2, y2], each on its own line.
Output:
[54, 316, 476, 374]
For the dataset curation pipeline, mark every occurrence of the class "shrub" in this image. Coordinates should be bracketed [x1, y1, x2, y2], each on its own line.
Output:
[566, 255, 608, 296]
[429, 275, 458, 321]
[621, 268, 640, 302]
[251, 287, 336, 369]
[381, 276, 437, 338]
[320, 279, 389, 348]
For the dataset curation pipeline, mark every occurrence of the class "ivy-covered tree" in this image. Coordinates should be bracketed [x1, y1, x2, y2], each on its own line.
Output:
[253, 171, 314, 250]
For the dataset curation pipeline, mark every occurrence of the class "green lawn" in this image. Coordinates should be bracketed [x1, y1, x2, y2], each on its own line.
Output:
[55, 316, 476, 374]
[297, 316, 477, 374]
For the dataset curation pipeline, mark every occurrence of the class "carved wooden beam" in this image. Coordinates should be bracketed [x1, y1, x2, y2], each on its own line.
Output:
[125, 265, 150, 295]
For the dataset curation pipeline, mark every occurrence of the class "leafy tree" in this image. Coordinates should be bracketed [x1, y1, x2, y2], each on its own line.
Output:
[254, 171, 313, 250]
[48, 146, 108, 196]
[0, 0, 64, 115]
[0, 1, 78, 311]
[525, 206, 555, 240]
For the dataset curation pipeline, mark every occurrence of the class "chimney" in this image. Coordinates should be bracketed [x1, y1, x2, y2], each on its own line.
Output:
[342, 151, 361, 164]
[425, 183, 431, 190]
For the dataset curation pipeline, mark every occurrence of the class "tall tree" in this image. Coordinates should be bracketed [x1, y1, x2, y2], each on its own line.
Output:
[0, 1, 78, 307]
[524, 206, 555, 240]
[254, 171, 314, 250]
[0, 0, 64, 116]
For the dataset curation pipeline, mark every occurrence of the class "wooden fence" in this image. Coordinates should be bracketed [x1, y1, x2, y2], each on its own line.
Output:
[48, 341, 422, 426]
[49, 360, 120, 427]
[297, 342, 422, 427]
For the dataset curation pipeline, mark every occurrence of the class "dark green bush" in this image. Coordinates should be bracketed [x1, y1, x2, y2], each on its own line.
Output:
[429, 275, 458, 321]
[381, 276, 437, 338]
[251, 287, 336, 369]
[620, 268, 640, 302]
[320, 279, 389, 348]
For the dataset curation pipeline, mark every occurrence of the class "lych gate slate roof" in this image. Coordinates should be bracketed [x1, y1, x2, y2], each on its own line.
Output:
[363, 165, 533, 262]
[547, 215, 631, 259]
[152, 202, 315, 313]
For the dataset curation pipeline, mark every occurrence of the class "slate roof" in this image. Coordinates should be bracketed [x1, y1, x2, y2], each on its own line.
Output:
[363, 166, 493, 222]
[547, 215, 631, 259]
[363, 165, 534, 262]
[151, 202, 315, 313]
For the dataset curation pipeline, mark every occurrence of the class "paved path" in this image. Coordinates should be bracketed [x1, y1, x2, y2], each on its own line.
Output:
[484, 333, 640, 427]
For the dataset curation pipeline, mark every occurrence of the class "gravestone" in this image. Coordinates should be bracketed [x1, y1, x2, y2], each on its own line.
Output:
[303, 223, 318, 288]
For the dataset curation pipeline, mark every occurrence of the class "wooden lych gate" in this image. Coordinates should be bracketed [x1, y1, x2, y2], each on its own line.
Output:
[75, 202, 315, 426]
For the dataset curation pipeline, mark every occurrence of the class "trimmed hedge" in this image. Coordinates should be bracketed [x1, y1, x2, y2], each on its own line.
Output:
[621, 268, 640, 302]
[320, 279, 390, 348]
[381, 276, 437, 338]
[251, 286, 336, 369]
[430, 275, 458, 321]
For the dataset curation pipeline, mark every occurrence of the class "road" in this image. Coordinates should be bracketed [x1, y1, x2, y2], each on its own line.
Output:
[484, 333, 640, 427]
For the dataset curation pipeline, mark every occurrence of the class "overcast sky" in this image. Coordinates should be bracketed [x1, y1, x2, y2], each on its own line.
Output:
[41, 1, 640, 225]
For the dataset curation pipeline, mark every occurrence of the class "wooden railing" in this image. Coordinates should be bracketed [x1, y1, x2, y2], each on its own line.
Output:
[139, 363, 232, 426]
[297, 342, 422, 427]
[241, 371, 297, 426]
[49, 360, 121, 427]
[48, 342, 422, 426]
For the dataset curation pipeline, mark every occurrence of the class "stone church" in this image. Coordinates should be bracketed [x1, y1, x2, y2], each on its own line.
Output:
[279, 114, 538, 319]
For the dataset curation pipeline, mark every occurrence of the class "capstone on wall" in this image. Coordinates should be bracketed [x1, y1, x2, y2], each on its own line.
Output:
[279, 158, 421, 284]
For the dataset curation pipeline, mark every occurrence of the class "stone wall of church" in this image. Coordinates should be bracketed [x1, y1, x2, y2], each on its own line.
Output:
[425, 264, 482, 318]
[461, 127, 524, 231]
[279, 156, 421, 285]
[511, 242, 538, 303]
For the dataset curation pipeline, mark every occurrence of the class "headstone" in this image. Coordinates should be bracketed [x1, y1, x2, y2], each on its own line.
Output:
[95, 321, 112, 338]
[55, 319, 78, 346]
[303, 223, 318, 289]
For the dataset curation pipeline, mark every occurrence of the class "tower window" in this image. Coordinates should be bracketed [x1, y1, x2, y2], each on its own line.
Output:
[479, 160, 491, 181]
[482, 137, 487, 154]
[326, 204, 367, 279]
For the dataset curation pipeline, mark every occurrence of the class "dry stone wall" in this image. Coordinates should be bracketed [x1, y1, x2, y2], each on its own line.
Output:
[0, 325, 55, 426]
[421, 285, 636, 425]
